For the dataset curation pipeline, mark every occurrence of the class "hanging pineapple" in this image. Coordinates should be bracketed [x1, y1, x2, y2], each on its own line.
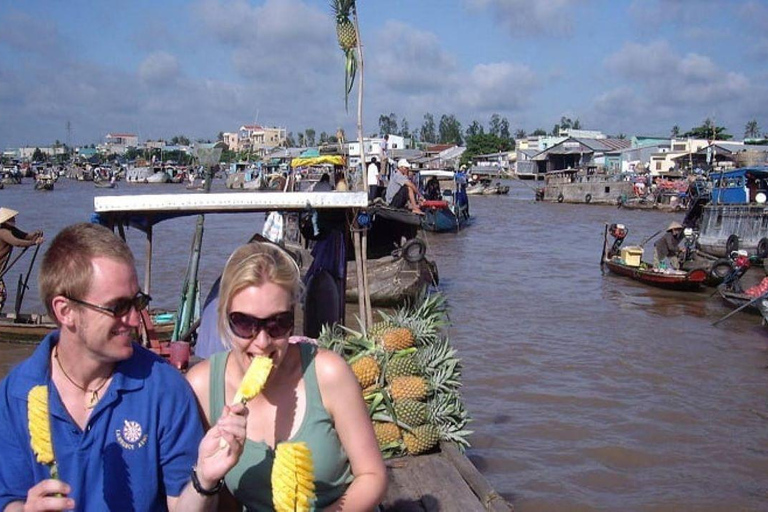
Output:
[331, 0, 358, 110]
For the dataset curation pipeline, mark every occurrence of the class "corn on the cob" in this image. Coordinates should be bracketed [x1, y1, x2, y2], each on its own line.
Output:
[28, 385, 58, 478]
[271, 442, 315, 512]
[233, 356, 273, 405]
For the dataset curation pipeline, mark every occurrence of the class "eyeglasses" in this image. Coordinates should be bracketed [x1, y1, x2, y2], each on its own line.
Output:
[228, 311, 294, 339]
[66, 291, 152, 317]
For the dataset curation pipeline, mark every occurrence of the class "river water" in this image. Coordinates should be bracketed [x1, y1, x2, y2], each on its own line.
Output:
[1, 178, 767, 510]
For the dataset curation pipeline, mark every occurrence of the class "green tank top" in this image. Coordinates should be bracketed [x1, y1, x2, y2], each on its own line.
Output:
[209, 343, 352, 511]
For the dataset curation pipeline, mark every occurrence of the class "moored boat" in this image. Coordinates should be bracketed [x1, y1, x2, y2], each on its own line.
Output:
[686, 166, 768, 258]
[538, 167, 635, 205]
[417, 169, 470, 233]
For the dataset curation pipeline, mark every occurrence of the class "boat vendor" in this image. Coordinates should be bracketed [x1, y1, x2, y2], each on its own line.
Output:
[0, 207, 44, 312]
[386, 159, 424, 214]
[653, 221, 684, 269]
[0, 223, 247, 511]
[186, 241, 387, 510]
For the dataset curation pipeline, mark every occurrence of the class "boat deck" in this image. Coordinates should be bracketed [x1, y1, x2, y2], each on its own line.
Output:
[381, 443, 512, 511]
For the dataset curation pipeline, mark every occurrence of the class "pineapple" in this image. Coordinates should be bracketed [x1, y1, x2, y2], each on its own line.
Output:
[332, 0, 357, 50]
[381, 327, 415, 352]
[373, 421, 401, 448]
[385, 351, 420, 379]
[233, 356, 273, 405]
[350, 355, 380, 389]
[272, 442, 316, 512]
[331, 0, 358, 110]
[389, 375, 428, 402]
[28, 386, 56, 472]
[393, 399, 427, 428]
[402, 424, 440, 455]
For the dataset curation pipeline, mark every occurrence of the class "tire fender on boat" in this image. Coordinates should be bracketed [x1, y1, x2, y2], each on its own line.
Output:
[726, 234, 739, 255]
[757, 237, 768, 259]
[585, 193, 592, 204]
[557, 193, 564, 203]
[402, 238, 427, 263]
[709, 258, 735, 280]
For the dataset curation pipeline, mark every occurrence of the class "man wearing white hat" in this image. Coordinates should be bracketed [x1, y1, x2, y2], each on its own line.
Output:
[0, 207, 44, 311]
[385, 159, 423, 214]
[653, 221, 684, 269]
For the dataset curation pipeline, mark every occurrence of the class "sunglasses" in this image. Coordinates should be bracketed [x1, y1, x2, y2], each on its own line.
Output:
[66, 291, 152, 317]
[228, 311, 294, 339]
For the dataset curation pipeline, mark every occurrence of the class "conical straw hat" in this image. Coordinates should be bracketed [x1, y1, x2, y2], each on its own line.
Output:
[0, 208, 18, 225]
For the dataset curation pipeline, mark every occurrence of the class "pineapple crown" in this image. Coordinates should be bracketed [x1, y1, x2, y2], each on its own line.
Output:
[330, 0, 356, 18]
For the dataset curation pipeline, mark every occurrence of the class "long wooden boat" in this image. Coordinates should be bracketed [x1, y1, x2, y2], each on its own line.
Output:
[602, 258, 708, 290]
[717, 287, 767, 317]
[601, 223, 708, 290]
[0, 311, 175, 345]
[346, 253, 438, 307]
[382, 442, 511, 511]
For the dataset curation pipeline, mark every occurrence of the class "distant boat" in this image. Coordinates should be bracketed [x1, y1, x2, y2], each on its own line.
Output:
[417, 169, 471, 233]
[538, 167, 635, 205]
[34, 177, 55, 191]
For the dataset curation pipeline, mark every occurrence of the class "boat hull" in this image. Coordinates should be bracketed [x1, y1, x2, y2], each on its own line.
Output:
[697, 204, 768, 257]
[603, 259, 708, 291]
[346, 255, 438, 307]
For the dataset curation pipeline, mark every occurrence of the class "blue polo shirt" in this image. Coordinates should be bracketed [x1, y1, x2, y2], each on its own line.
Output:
[0, 332, 204, 511]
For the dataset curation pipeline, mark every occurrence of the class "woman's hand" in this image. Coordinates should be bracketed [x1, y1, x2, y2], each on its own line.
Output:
[195, 403, 248, 487]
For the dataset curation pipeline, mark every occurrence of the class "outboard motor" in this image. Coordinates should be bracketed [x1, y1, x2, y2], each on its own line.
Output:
[607, 223, 628, 258]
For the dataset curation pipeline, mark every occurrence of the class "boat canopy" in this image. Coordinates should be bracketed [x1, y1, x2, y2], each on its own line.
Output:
[290, 155, 345, 168]
[710, 166, 768, 204]
[93, 191, 367, 232]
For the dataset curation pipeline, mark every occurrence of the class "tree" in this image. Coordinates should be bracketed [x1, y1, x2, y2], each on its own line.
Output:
[438, 114, 462, 145]
[217, 131, 224, 141]
[531, 128, 547, 136]
[285, 132, 296, 147]
[465, 120, 484, 138]
[683, 118, 732, 140]
[420, 113, 436, 144]
[378, 113, 398, 136]
[319, 131, 329, 145]
[297, 133, 306, 147]
[400, 117, 410, 140]
[572, 119, 581, 130]
[489, 114, 501, 137]
[499, 117, 511, 142]
[745, 119, 761, 139]
[32, 148, 45, 162]
[304, 129, 316, 147]
[670, 125, 680, 138]
[460, 133, 512, 167]
[515, 129, 527, 139]
[171, 135, 190, 146]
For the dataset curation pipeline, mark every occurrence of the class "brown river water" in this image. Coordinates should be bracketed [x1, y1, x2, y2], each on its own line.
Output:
[1, 178, 767, 511]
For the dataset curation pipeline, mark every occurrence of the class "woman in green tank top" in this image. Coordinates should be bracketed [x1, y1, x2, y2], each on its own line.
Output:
[186, 242, 387, 510]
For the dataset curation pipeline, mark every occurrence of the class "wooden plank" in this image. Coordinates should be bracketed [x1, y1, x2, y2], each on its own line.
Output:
[441, 443, 513, 511]
[381, 449, 507, 512]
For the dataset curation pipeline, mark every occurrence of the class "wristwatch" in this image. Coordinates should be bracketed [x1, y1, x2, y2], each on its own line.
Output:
[191, 465, 224, 496]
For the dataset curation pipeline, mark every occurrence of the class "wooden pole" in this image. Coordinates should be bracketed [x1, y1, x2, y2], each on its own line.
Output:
[352, 227, 366, 331]
[361, 229, 373, 327]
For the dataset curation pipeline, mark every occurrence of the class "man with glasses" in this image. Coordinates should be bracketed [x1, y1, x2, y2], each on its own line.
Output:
[0, 223, 247, 511]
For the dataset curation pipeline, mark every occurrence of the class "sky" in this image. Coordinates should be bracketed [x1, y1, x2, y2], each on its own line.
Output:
[1, 0, 767, 148]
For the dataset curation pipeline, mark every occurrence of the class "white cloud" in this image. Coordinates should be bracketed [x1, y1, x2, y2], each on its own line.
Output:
[138, 52, 181, 86]
[457, 62, 538, 111]
[464, 0, 582, 36]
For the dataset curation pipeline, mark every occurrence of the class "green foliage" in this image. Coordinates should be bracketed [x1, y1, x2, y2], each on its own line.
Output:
[438, 114, 462, 145]
[460, 133, 512, 166]
[683, 118, 732, 140]
[378, 113, 398, 137]
[744, 119, 761, 139]
[420, 113, 436, 144]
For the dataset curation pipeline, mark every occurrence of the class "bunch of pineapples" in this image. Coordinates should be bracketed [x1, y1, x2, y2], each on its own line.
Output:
[318, 292, 471, 458]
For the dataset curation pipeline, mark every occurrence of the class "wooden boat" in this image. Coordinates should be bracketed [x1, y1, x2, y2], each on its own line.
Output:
[417, 170, 470, 233]
[345, 251, 438, 307]
[33, 178, 55, 191]
[600, 223, 708, 291]
[538, 167, 635, 204]
[602, 258, 708, 290]
[717, 287, 767, 317]
[381, 442, 511, 511]
[0, 311, 175, 345]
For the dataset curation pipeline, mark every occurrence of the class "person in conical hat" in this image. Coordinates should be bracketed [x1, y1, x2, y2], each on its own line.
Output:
[654, 221, 685, 269]
[0, 207, 44, 311]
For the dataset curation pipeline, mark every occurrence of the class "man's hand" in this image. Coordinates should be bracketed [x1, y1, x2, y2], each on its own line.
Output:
[17, 479, 74, 511]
